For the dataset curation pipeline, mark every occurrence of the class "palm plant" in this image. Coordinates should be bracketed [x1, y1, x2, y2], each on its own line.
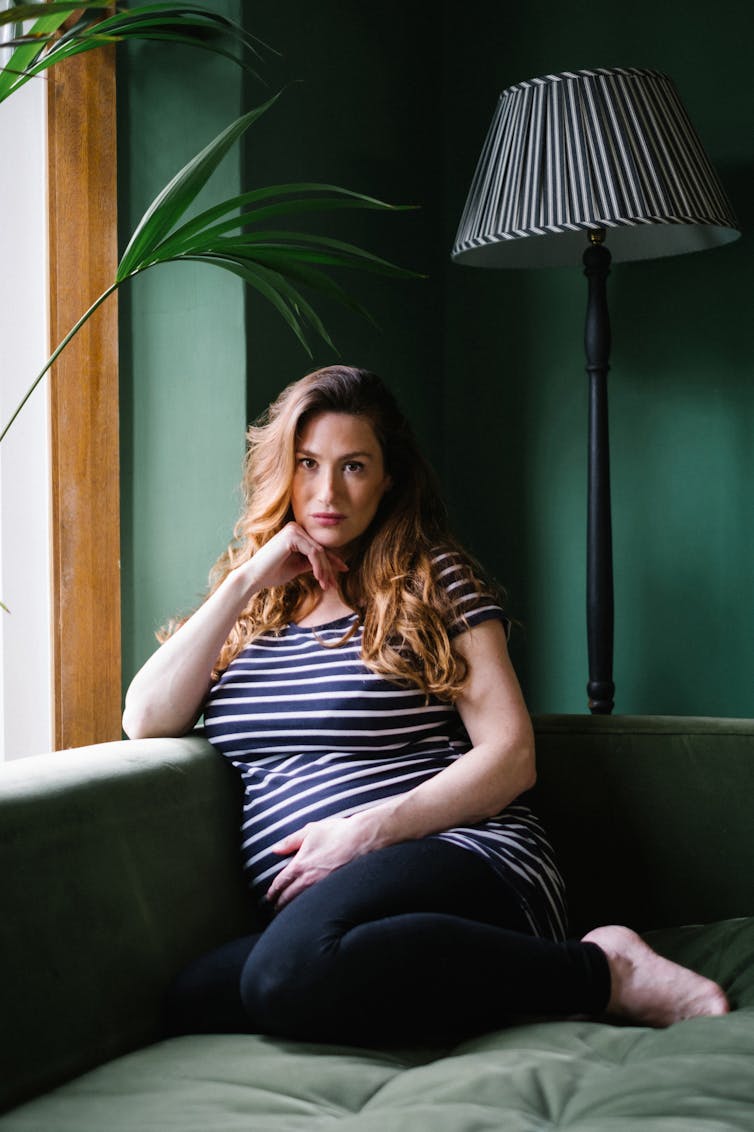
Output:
[0, 2, 269, 101]
[0, 3, 417, 444]
[0, 92, 414, 444]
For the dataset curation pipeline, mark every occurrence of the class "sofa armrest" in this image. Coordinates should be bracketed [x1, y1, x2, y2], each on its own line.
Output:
[0, 735, 255, 1112]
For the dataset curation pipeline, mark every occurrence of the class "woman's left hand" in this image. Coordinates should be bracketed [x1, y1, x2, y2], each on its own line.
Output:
[266, 816, 379, 911]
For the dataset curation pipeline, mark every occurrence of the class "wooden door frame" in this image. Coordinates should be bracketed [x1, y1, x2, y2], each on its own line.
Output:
[47, 47, 121, 749]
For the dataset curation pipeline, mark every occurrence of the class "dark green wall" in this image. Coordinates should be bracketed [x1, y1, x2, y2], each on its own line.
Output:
[238, 3, 444, 460]
[119, 0, 753, 719]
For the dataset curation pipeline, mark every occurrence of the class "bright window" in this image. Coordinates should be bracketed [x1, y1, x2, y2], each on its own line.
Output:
[0, 70, 53, 760]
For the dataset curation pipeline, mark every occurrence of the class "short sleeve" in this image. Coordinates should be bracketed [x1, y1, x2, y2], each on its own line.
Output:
[432, 550, 510, 640]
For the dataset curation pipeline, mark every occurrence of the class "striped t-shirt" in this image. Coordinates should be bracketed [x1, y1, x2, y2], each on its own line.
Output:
[203, 552, 567, 940]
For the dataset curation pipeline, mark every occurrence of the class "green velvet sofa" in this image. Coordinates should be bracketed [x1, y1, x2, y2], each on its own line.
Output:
[2, 715, 753, 1130]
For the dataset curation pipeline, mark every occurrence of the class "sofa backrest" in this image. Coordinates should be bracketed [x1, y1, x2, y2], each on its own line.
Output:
[0, 736, 254, 1113]
[532, 714, 754, 935]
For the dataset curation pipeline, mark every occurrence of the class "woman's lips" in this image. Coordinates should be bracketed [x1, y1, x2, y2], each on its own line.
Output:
[311, 512, 346, 526]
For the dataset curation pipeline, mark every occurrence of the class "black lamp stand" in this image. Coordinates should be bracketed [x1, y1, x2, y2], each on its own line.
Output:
[583, 230, 615, 714]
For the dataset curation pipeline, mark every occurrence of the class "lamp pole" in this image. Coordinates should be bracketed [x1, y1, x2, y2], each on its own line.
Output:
[583, 229, 615, 714]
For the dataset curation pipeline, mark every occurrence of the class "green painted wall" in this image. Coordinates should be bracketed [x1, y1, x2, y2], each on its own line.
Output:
[118, 0, 247, 690]
[119, 0, 753, 719]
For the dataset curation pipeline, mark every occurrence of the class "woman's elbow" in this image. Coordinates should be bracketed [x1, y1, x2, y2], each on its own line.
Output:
[520, 758, 537, 794]
[506, 754, 536, 799]
[122, 703, 152, 740]
[520, 733, 537, 792]
[504, 736, 537, 801]
[122, 700, 180, 740]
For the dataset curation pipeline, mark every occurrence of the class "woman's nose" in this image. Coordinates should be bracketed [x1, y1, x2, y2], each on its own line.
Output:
[318, 468, 337, 503]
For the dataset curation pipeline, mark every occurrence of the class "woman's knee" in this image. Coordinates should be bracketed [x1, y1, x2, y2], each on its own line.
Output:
[239, 913, 348, 1039]
[240, 947, 329, 1038]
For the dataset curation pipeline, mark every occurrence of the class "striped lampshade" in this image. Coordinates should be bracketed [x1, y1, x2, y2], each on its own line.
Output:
[452, 67, 740, 269]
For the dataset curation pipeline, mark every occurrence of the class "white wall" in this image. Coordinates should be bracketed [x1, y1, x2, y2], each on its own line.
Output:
[0, 66, 52, 759]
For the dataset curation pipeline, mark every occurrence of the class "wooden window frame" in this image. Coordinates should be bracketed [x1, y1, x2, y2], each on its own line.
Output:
[47, 47, 121, 749]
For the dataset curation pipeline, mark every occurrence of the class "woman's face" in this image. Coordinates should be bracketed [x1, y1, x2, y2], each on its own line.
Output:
[291, 411, 392, 551]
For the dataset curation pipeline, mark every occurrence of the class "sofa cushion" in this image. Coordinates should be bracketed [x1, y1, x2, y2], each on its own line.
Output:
[2, 916, 752, 1131]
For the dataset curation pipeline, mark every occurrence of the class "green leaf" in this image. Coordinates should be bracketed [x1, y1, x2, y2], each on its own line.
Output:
[0, 283, 119, 445]
[242, 251, 377, 325]
[149, 194, 407, 262]
[185, 254, 316, 355]
[0, 2, 270, 102]
[0, 2, 106, 25]
[0, 9, 73, 101]
[188, 252, 344, 355]
[83, 3, 271, 60]
[117, 93, 283, 280]
[193, 231, 421, 278]
[243, 262, 338, 353]
[208, 241, 384, 276]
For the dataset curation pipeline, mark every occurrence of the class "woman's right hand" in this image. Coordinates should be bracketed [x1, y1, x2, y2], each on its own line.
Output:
[246, 522, 348, 593]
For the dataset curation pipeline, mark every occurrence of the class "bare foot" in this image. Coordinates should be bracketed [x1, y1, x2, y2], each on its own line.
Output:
[582, 925, 730, 1027]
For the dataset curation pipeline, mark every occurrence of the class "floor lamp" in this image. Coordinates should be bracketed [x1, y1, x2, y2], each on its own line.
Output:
[451, 67, 740, 714]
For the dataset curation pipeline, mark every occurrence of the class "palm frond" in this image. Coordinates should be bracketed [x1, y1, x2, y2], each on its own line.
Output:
[0, 2, 270, 102]
[204, 232, 419, 277]
[0, 6, 74, 101]
[0, 1, 106, 24]
[1, 99, 420, 445]
[117, 93, 285, 279]
[115, 101, 420, 352]
[145, 184, 413, 262]
[183, 255, 339, 355]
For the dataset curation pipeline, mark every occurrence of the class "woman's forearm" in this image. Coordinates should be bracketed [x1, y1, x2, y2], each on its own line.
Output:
[122, 563, 260, 739]
[350, 619, 536, 849]
[265, 736, 536, 912]
[349, 735, 536, 849]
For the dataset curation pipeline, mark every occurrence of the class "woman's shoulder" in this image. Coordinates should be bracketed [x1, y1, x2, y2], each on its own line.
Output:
[428, 544, 492, 595]
[429, 546, 510, 639]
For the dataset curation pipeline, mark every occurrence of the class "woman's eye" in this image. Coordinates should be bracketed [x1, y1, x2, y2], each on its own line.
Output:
[344, 461, 364, 474]
[297, 457, 316, 470]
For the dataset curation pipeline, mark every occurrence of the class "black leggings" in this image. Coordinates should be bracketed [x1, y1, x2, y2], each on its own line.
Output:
[167, 839, 610, 1045]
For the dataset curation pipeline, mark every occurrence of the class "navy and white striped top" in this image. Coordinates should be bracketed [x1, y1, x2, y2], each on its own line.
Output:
[203, 553, 567, 940]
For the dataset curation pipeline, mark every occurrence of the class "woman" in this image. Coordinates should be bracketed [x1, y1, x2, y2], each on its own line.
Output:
[124, 365, 728, 1043]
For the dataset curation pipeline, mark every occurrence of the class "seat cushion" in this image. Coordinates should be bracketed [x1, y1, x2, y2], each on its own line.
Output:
[2, 917, 753, 1131]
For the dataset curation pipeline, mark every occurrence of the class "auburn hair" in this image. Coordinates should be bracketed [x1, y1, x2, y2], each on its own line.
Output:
[169, 365, 495, 700]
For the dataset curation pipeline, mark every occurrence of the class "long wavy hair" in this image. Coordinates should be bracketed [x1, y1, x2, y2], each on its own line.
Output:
[189, 365, 492, 699]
